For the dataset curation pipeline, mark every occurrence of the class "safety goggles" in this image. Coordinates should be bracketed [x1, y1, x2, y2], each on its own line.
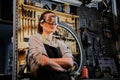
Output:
[44, 15, 58, 25]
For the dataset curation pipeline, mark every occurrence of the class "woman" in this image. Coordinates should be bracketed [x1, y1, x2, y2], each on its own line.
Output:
[28, 11, 74, 80]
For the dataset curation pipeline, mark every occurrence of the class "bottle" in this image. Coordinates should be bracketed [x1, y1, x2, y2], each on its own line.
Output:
[81, 65, 88, 79]
[63, 3, 70, 13]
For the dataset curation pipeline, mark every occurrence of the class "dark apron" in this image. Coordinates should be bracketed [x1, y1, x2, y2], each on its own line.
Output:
[35, 44, 71, 80]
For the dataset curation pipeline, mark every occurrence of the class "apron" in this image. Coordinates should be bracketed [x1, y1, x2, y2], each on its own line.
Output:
[35, 43, 71, 80]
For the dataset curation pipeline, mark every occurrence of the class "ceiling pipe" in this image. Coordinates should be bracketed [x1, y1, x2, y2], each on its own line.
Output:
[111, 0, 117, 16]
[51, 0, 82, 7]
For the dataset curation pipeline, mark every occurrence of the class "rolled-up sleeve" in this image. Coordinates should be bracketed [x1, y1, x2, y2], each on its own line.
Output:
[58, 40, 73, 58]
[28, 34, 47, 72]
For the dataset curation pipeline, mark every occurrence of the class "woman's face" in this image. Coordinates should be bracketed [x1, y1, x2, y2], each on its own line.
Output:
[41, 13, 57, 34]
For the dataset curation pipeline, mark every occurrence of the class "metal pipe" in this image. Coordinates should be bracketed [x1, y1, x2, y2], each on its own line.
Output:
[13, 0, 18, 80]
[111, 0, 117, 16]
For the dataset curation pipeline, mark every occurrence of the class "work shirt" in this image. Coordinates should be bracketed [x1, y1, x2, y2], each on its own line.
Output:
[28, 34, 73, 73]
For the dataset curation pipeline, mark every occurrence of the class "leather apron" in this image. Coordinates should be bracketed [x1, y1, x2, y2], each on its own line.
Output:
[35, 43, 71, 80]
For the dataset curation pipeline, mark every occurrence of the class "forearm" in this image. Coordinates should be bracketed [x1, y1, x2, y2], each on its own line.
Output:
[41, 55, 66, 72]
[47, 59, 66, 72]
[51, 58, 73, 68]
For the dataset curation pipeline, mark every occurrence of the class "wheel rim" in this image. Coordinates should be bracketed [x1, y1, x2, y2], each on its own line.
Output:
[58, 22, 84, 73]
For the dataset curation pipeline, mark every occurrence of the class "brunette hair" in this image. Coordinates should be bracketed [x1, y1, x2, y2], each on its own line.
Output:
[38, 11, 55, 34]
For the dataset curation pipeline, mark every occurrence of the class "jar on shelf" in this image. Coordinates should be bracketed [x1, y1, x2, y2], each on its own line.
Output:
[63, 3, 70, 14]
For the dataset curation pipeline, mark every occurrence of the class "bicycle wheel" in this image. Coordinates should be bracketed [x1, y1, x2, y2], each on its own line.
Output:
[57, 22, 85, 78]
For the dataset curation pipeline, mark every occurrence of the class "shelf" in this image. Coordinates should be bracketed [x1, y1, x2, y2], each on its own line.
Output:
[19, 4, 79, 18]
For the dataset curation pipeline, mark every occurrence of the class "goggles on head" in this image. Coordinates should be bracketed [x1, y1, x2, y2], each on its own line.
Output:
[41, 15, 58, 25]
